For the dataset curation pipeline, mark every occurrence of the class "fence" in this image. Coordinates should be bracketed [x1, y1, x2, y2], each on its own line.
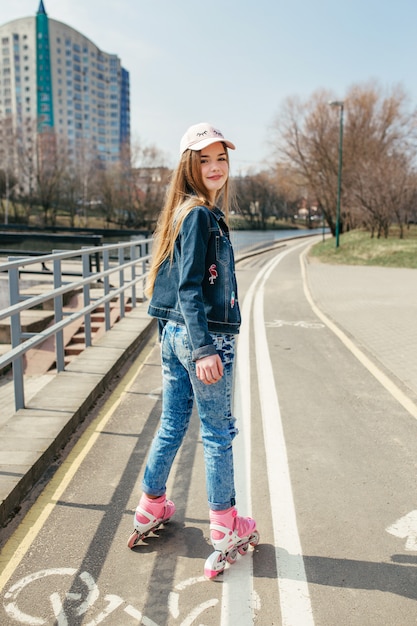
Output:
[0, 237, 152, 412]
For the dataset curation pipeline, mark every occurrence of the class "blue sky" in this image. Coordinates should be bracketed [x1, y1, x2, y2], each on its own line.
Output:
[3, 1, 417, 173]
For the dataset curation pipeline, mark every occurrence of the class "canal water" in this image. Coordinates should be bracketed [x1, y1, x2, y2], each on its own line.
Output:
[230, 227, 324, 255]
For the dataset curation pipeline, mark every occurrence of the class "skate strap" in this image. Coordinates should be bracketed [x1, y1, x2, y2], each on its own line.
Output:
[210, 523, 233, 535]
[135, 505, 157, 523]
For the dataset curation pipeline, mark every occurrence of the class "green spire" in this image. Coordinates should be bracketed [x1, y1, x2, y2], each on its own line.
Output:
[36, 0, 54, 131]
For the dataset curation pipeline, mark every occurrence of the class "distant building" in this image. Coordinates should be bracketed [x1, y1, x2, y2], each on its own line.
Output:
[295, 198, 321, 224]
[0, 0, 130, 173]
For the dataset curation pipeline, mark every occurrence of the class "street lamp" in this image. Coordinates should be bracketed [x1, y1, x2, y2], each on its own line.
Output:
[329, 100, 344, 248]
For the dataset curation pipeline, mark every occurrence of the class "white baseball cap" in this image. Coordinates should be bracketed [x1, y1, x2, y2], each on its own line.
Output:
[180, 122, 236, 155]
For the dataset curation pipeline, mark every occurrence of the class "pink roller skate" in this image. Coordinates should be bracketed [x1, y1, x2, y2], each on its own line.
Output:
[127, 494, 176, 549]
[204, 507, 259, 578]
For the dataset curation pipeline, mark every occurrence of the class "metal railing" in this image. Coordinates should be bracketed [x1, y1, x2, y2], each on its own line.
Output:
[0, 237, 153, 412]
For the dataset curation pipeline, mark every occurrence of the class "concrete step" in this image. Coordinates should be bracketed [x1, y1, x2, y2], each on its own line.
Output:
[91, 314, 105, 323]
[21, 293, 84, 376]
[65, 345, 85, 356]
[70, 333, 86, 344]
[0, 309, 55, 343]
[20, 284, 82, 310]
[1, 293, 133, 377]
[90, 288, 118, 302]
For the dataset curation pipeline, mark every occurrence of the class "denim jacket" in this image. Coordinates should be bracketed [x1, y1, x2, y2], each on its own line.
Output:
[148, 205, 241, 361]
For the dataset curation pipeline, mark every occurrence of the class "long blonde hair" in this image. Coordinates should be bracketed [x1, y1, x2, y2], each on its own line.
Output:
[145, 145, 232, 297]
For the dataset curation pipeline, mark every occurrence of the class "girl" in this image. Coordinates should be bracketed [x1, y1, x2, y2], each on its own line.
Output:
[128, 122, 259, 578]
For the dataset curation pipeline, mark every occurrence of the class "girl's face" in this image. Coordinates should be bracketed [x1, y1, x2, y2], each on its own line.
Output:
[199, 142, 229, 203]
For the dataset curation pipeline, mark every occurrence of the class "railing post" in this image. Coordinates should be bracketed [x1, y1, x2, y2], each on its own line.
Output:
[8, 265, 25, 410]
[118, 245, 125, 319]
[140, 242, 148, 301]
[94, 249, 101, 272]
[82, 249, 92, 347]
[53, 256, 65, 371]
[103, 248, 111, 331]
[130, 243, 137, 309]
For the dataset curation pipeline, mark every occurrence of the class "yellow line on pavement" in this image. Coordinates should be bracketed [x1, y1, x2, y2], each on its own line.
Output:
[300, 248, 417, 421]
[0, 334, 156, 592]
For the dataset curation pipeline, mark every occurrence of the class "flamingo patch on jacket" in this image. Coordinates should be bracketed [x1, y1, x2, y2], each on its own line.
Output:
[208, 264, 218, 285]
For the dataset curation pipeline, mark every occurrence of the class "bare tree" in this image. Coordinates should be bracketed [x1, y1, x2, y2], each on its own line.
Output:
[346, 84, 417, 237]
[270, 81, 417, 238]
[234, 171, 284, 228]
[132, 142, 171, 228]
[271, 162, 315, 224]
[69, 137, 100, 227]
[0, 115, 17, 224]
[15, 117, 38, 222]
[36, 129, 65, 226]
[0, 113, 40, 224]
[382, 157, 417, 239]
[270, 91, 333, 230]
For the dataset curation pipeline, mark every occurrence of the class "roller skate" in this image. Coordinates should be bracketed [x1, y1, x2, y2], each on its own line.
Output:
[204, 507, 259, 579]
[127, 494, 176, 549]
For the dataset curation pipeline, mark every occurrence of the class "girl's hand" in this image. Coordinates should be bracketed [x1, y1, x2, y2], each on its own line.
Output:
[196, 354, 224, 385]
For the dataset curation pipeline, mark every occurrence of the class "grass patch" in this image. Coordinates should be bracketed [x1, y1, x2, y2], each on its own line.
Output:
[309, 228, 417, 269]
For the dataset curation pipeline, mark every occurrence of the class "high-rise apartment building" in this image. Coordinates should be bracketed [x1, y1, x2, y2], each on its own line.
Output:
[0, 0, 130, 171]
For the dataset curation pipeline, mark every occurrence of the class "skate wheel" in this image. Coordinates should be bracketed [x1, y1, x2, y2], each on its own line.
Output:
[238, 543, 249, 555]
[250, 530, 260, 547]
[227, 547, 238, 564]
[204, 551, 226, 579]
[127, 530, 141, 549]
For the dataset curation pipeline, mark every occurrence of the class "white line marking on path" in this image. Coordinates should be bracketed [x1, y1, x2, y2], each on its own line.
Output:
[253, 244, 315, 626]
[265, 319, 325, 329]
[386, 510, 417, 551]
[220, 257, 258, 625]
[4, 567, 160, 626]
[168, 576, 219, 626]
[4, 568, 76, 625]
[221, 243, 307, 624]
[180, 600, 219, 626]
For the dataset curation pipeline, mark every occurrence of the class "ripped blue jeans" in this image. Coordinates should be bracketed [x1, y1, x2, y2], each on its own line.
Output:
[142, 321, 238, 511]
